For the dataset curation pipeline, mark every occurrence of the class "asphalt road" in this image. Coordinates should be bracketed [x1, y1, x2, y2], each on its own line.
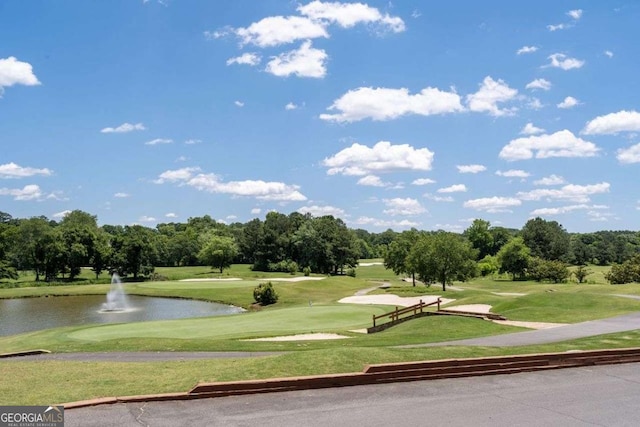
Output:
[400, 310, 640, 348]
[66, 362, 640, 426]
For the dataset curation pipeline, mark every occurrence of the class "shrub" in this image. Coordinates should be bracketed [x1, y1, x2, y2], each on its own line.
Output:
[253, 282, 278, 305]
[573, 265, 592, 284]
[346, 268, 356, 277]
[303, 266, 311, 276]
[605, 255, 640, 284]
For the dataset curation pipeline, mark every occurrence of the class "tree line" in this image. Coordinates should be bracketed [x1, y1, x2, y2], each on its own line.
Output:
[0, 210, 638, 284]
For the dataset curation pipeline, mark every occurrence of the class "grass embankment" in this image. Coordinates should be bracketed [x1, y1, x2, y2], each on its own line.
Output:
[2, 262, 640, 405]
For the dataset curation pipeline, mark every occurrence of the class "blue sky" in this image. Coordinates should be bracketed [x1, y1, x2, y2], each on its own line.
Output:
[1, 1, 639, 232]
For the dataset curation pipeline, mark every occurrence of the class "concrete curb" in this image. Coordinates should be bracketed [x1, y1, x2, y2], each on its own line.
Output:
[0, 349, 50, 358]
[61, 347, 640, 409]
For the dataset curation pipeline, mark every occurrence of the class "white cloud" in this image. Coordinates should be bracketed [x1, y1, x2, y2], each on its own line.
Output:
[320, 86, 463, 123]
[517, 182, 610, 203]
[235, 16, 329, 47]
[411, 10, 421, 19]
[165, 212, 178, 218]
[226, 52, 261, 66]
[297, 0, 405, 32]
[582, 110, 640, 135]
[382, 197, 427, 216]
[298, 204, 346, 217]
[517, 46, 538, 55]
[547, 23, 567, 31]
[617, 143, 640, 164]
[100, 122, 146, 134]
[0, 162, 52, 179]
[139, 215, 156, 223]
[145, 138, 173, 145]
[425, 194, 454, 202]
[546, 53, 585, 70]
[496, 169, 530, 178]
[456, 164, 486, 174]
[234, 100, 244, 107]
[265, 40, 327, 78]
[520, 123, 545, 135]
[588, 210, 615, 222]
[357, 175, 386, 187]
[183, 173, 306, 201]
[323, 141, 434, 176]
[604, 50, 614, 58]
[527, 98, 544, 110]
[437, 184, 467, 193]
[567, 9, 583, 20]
[184, 139, 201, 145]
[525, 78, 551, 91]
[0, 57, 40, 93]
[557, 96, 579, 109]
[352, 216, 420, 229]
[52, 210, 72, 219]
[534, 175, 565, 186]
[176, 156, 188, 162]
[114, 192, 130, 198]
[153, 167, 202, 184]
[0, 184, 44, 201]
[285, 102, 298, 110]
[530, 204, 607, 216]
[465, 76, 518, 116]
[499, 130, 600, 161]
[412, 178, 436, 185]
[251, 208, 262, 215]
[463, 196, 522, 212]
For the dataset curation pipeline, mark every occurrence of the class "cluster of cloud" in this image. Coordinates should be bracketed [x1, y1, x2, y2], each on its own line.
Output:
[320, 76, 519, 123]
[0, 162, 57, 202]
[581, 110, 640, 164]
[547, 9, 583, 31]
[297, 204, 346, 217]
[517, 182, 610, 203]
[0, 56, 40, 96]
[322, 141, 434, 176]
[0, 162, 52, 179]
[154, 167, 306, 201]
[101, 122, 146, 133]
[216, 1, 405, 78]
[457, 164, 486, 174]
[383, 197, 426, 216]
[499, 130, 599, 161]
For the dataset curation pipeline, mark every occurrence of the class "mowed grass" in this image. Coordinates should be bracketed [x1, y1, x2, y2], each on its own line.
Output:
[3, 262, 640, 405]
[4, 327, 640, 405]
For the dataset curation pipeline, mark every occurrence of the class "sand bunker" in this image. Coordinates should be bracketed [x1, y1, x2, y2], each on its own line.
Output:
[180, 278, 243, 282]
[359, 262, 383, 267]
[339, 294, 455, 307]
[243, 333, 349, 342]
[444, 304, 493, 314]
[263, 277, 326, 282]
[492, 320, 568, 330]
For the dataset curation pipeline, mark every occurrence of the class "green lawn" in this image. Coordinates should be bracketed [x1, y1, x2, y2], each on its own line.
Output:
[2, 262, 640, 405]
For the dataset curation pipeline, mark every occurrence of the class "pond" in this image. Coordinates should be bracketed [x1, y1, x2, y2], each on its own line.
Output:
[0, 295, 244, 336]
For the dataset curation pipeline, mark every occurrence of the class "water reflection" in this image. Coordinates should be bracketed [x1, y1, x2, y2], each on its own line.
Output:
[0, 295, 243, 336]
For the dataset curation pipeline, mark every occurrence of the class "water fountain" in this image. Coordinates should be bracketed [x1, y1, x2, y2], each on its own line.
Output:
[101, 273, 130, 312]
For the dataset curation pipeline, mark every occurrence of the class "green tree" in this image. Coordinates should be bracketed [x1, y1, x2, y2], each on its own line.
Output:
[407, 232, 477, 291]
[521, 217, 570, 261]
[497, 237, 531, 280]
[464, 219, 493, 260]
[59, 210, 99, 279]
[198, 234, 239, 273]
[384, 229, 420, 285]
[573, 265, 592, 284]
[477, 255, 499, 277]
[110, 225, 158, 279]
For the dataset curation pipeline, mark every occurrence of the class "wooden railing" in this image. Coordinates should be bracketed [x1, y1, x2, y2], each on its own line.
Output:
[372, 298, 441, 328]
